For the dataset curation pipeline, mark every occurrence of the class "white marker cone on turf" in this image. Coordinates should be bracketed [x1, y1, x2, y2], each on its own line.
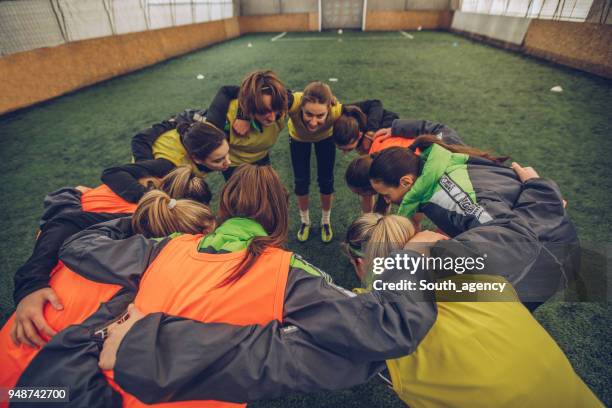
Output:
[247, 42, 253, 48]
[329, 78, 338, 82]
[196, 74, 205, 80]
[550, 86, 563, 92]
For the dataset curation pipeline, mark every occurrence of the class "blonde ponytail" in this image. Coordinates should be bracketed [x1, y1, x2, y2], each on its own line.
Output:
[132, 190, 216, 238]
[344, 214, 416, 287]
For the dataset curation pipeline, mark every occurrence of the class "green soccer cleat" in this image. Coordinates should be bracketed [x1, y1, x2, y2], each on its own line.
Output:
[297, 223, 311, 242]
[321, 223, 333, 243]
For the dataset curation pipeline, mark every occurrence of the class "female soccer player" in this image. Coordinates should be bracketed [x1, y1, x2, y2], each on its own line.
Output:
[1, 187, 215, 397]
[84, 165, 599, 408]
[130, 70, 288, 181]
[285, 82, 394, 243]
[14, 165, 420, 407]
[106, 121, 229, 203]
[9, 166, 211, 349]
[343, 118, 463, 212]
[369, 139, 578, 306]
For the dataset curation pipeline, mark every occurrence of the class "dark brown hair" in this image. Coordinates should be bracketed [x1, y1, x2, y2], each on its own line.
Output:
[346, 156, 390, 214]
[178, 121, 227, 162]
[410, 134, 510, 164]
[345, 156, 374, 194]
[217, 164, 289, 286]
[333, 105, 368, 146]
[370, 135, 510, 187]
[238, 70, 288, 116]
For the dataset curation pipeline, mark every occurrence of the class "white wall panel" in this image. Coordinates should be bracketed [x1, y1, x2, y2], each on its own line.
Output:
[452, 10, 531, 44]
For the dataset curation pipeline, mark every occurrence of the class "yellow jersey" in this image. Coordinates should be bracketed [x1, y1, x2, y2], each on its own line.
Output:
[151, 129, 207, 178]
[287, 92, 343, 143]
[226, 99, 284, 166]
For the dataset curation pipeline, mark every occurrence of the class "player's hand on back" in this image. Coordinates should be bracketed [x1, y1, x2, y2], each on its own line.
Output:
[75, 185, 92, 194]
[374, 127, 392, 141]
[10, 288, 63, 348]
[511, 162, 539, 183]
[232, 119, 251, 137]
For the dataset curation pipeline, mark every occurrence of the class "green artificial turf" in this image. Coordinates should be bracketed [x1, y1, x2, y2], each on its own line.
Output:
[0, 30, 610, 406]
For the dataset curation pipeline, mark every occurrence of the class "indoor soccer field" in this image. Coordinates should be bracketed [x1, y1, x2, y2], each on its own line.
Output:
[0, 30, 611, 406]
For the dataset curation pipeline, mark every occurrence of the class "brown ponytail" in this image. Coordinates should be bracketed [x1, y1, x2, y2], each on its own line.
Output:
[238, 70, 288, 117]
[159, 165, 212, 205]
[370, 136, 509, 187]
[409, 134, 510, 164]
[132, 190, 216, 238]
[217, 164, 289, 287]
[333, 105, 368, 146]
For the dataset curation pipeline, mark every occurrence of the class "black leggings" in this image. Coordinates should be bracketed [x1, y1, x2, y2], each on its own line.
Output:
[289, 136, 335, 196]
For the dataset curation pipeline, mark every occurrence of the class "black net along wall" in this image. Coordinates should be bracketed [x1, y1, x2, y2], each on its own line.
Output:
[459, 0, 597, 21]
[0, 0, 65, 56]
[0, 0, 234, 56]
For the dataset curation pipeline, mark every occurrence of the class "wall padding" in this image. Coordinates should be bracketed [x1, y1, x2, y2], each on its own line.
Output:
[0, 18, 240, 115]
[523, 20, 612, 78]
[239, 13, 317, 33]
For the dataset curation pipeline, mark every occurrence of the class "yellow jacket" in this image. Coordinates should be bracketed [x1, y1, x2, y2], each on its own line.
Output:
[226, 99, 284, 166]
[385, 275, 602, 407]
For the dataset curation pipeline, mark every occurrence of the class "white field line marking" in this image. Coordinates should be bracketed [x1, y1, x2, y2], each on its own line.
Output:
[276, 36, 409, 42]
[277, 37, 336, 41]
[270, 32, 287, 42]
[399, 31, 414, 39]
